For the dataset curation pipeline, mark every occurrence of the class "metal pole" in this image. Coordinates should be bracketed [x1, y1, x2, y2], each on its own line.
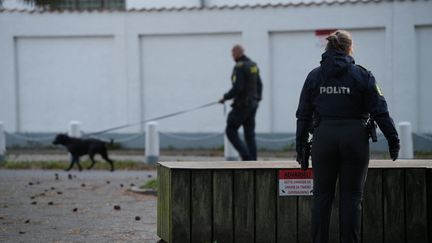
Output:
[0, 122, 5, 162]
[224, 135, 239, 161]
[68, 121, 82, 138]
[145, 122, 159, 164]
[398, 121, 414, 159]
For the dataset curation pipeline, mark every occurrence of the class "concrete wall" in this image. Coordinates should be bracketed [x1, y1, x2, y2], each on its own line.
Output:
[417, 26, 432, 133]
[1, 1, 432, 136]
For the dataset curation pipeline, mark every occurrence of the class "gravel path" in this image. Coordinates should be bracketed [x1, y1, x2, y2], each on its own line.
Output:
[0, 150, 290, 243]
[0, 170, 159, 243]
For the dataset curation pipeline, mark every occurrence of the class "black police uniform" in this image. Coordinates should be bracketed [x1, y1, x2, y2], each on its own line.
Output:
[295, 50, 399, 243]
[223, 55, 263, 161]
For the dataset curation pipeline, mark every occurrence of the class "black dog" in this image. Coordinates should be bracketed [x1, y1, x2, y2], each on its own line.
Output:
[52, 134, 115, 172]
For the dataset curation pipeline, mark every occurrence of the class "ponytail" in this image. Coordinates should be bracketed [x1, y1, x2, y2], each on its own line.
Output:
[325, 30, 352, 55]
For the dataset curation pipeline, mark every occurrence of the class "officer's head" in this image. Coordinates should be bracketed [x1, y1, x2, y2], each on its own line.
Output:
[232, 44, 245, 61]
[325, 30, 353, 55]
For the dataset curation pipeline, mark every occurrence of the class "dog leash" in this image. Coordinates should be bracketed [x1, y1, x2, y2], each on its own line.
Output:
[86, 101, 224, 136]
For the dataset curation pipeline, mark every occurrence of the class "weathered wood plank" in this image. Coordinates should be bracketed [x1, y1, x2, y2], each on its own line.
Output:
[157, 162, 431, 243]
[277, 193, 297, 242]
[213, 170, 233, 243]
[159, 160, 432, 169]
[383, 169, 404, 243]
[363, 169, 383, 243]
[427, 168, 432, 243]
[171, 169, 191, 243]
[329, 179, 340, 243]
[157, 165, 171, 242]
[191, 170, 212, 243]
[405, 169, 428, 243]
[298, 196, 313, 243]
[157, 165, 162, 238]
[255, 170, 276, 243]
[233, 170, 255, 243]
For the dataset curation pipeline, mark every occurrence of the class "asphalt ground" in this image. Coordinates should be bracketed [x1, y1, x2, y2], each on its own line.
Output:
[0, 170, 159, 243]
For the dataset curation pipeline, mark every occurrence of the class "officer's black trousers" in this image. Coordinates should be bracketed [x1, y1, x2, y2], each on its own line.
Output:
[226, 104, 258, 161]
[311, 120, 369, 243]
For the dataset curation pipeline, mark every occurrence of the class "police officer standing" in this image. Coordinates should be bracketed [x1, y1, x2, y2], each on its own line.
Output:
[295, 30, 400, 243]
[219, 44, 263, 161]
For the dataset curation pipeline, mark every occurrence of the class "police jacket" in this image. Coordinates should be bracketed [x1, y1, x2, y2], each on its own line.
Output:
[224, 55, 263, 108]
[296, 50, 399, 148]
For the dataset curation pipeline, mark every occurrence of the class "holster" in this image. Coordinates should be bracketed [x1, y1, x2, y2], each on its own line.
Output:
[366, 118, 377, 142]
[301, 140, 312, 170]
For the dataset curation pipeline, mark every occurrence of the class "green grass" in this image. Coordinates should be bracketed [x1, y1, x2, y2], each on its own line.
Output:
[414, 151, 432, 158]
[139, 179, 158, 190]
[0, 160, 156, 170]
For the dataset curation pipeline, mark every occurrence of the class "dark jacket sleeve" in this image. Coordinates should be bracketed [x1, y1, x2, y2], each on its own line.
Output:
[224, 66, 245, 100]
[364, 73, 399, 144]
[257, 72, 263, 101]
[296, 75, 314, 151]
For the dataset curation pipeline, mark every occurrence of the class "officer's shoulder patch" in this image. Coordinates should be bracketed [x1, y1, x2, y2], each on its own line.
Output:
[375, 83, 384, 96]
[250, 65, 258, 74]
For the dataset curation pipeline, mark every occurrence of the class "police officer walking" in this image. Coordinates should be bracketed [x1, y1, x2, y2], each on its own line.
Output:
[219, 44, 263, 161]
[295, 30, 400, 243]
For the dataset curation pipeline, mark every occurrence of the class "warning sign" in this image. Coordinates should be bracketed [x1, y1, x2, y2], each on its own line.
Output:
[279, 169, 313, 196]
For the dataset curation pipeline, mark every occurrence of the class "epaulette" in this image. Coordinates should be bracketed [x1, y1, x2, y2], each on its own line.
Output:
[235, 62, 244, 68]
[356, 64, 368, 72]
[356, 64, 374, 77]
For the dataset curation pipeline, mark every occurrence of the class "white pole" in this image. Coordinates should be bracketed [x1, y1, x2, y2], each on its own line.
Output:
[398, 121, 414, 159]
[0, 122, 5, 162]
[68, 121, 82, 138]
[145, 122, 159, 164]
[224, 135, 239, 161]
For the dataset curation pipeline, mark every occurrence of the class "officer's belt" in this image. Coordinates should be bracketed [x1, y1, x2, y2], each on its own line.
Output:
[319, 116, 366, 121]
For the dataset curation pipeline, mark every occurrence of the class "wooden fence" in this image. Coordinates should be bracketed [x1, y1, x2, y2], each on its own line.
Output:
[157, 161, 432, 243]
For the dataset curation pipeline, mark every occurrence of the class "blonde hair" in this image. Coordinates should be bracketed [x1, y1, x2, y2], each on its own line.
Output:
[325, 30, 353, 55]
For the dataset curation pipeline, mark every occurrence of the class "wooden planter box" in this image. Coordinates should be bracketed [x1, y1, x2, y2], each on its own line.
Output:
[157, 160, 432, 243]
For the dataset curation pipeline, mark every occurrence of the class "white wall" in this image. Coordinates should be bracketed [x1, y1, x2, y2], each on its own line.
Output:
[0, 1, 431, 134]
[270, 30, 321, 132]
[417, 26, 432, 132]
[16, 36, 128, 132]
[0, 0, 33, 9]
[270, 29, 386, 132]
[140, 33, 240, 132]
[127, 0, 200, 9]
[126, 0, 347, 9]
[2, 0, 374, 10]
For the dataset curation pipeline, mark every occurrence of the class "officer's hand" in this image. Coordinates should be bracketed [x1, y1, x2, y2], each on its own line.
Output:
[218, 97, 225, 104]
[296, 147, 303, 164]
[388, 139, 400, 161]
[296, 151, 303, 164]
[296, 150, 308, 170]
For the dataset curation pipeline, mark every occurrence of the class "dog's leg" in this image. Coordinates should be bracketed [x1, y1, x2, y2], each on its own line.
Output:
[65, 155, 75, 171]
[100, 149, 115, 172]
[87, 154, 96, 170]
[75, 157, 83, 171]
[107, 159, 114, 172]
